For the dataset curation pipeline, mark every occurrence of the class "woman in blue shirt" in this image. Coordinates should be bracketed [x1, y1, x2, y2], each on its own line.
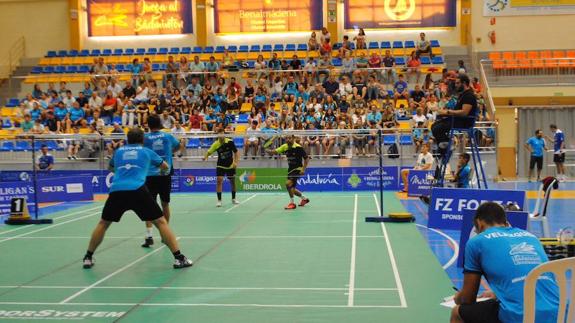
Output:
[130, 58, 143, 87]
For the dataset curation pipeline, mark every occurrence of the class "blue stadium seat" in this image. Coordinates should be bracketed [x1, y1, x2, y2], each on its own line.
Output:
[160, 63, 167, 71]
[215, 46, 225, 53]
[90, 49, 101, 57]
[169, 47, 180, 55]
[383, 135, 396, 145]
[262, 44, 272, 52]
[186, 138, 200, 149]
[420, 56, 431, 65]
[113, 49, 123, 56]
[0, 141, 14, 152]
[297, 44, 308, 51]
[192, 46, 202, 54]
[57, 50, 67, 57]
[332, 43, 342, 50]
[203, 46, 214, 54]
[43, 66, 55, 74]
[158, 47, 168, 55]
[387, 90, 394, 97]
[181, 47, 191, 54]
[67, 50, 78, 57]
[45, 140, 60, 151]
[46, 51, 57, 58]
[146, 48, 157, 55]
[3, 119, 12, 128]
[381, 41, 391, 49]
[395, 57, 406, 65]
[273, 44, 284, 51]
[227, 45, 238, 52]
[237, 114, 249, 124]
[432, 56, 444, 65]
[246, 61, 255, 69]
[78, 65, 90, 73]
[332, 58, 342, 67]
[66, 66, 78, 73]
[31, 66, 42, 74]
[238, 45, 249, 53]
[102, 49, 112, 56]
[14, 141, 32, 152]
[233, 137, 244, 149]
[430, 40, 440, 48]
[404, 41, 415, 48]
[250, 45, 261, 52]
[54, 66, 66, 74]
[112, 116, 122, 124]
[6, 98, 19, 107]
[78, 50, 90, 57]
[350, 43, 356, 50]
[124, 48, 135, 56]
[400, 134, 413, 145]
[136, 48, 146, 55]
[286, 44, 296, 51]
[152, 63, 161, 71]
[116, 64, 126, 72]
[393, 41, 403, 48]
[368, 42, 379, 49]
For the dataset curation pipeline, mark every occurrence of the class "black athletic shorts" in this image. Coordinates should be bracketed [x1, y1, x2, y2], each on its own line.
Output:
[102, 186, 163, 223]
[553, 153, 565, 163]
[530, 156, 543, 170]
[216, 167, 236, 177]
[145, 175, 172, 203]
[287, 170, 302, 187]
[458, 299, 501, 323]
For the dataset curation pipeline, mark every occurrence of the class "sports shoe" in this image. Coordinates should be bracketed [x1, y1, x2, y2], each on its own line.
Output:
[298, 198, 310, 207]
[216, 201, 222, 207]
[284, 202, 297, 210]
[232, 199, 240, 205]
[141, 237, 154, 248]
[83, 257, 94, 269]
[173, 256, 193, 269]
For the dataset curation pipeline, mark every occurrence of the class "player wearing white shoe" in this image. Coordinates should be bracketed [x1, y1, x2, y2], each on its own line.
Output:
[203, 128, 240, 206]
[546, 124, 567, 182]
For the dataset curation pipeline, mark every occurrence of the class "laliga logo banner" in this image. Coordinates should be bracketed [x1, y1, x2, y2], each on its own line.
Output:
[428, 188, 526, 230]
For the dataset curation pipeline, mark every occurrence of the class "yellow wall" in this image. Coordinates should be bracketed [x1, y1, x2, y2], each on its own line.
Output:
[0, 0, 70, 58]
[496, 107, 517, 178]
[471, 3, 575, 52]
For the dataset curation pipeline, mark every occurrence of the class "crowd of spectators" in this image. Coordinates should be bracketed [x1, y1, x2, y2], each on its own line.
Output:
[5, 32, 494, 159]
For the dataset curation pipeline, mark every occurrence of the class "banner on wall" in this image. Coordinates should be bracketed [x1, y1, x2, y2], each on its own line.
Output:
[483, 0, 575, 16]
[214, 0, 323, 34]
[87, 0, 193, 37]
[344, 0, 457, 29]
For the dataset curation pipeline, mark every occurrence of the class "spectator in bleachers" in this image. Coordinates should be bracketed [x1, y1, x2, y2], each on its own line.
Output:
[368, 52, 382, 71]
[32, 84, 43, 99]
[471, 77, 482, 93]
[319, 39, 332, 57]
[355, 52, 369, 76]
[142, 57, 153, 82]
[243, 79, 255, 103]
[410, 84, 426, 110]
[171, 121, 187, 159]
[178, 56, 190, 87]
[91, 110, 106, 133]
[308, 31, 319, 51]
[425, 94, 439, 121]
[221, 49, 235, 69]
[303, 57, 317, 80]
[190, 55, 205, 83]
[82, 81, 93, 97]
[106, 123, 124, 159]
[412, 108, 428, 128]
[354, 28, 367, 49]
[160, 108, 177, 130]
[29, 102, 43, 121]
[457, 60, 467, 74]
[406, 51, 422, 84]
[21, 114, 34, 133]
[352, 74, 367, 99]
[382, 50, 397, 85]
[393, 74, 409, 105]
[107, 78, 123, 97]
[122, 80, 136, 99]
[341, 51, 355, 78]
[339, 35, 353, 58]
[88, 91, 103, 114]
[61, 90, 75, 109]
[37, 145, 54, 171]
[415, 32, 432, 58]
[129, 58, 143, 87]
[205, 56, 220, 82]
[244, 120, 260, 158]
[320, 27, 331, 44]
[43, 111, 59, 134]
[164, 55, 178, 86]
[58, 81, 69, 98]
[122, 99, 136, 127]
[317, 54, 332, 83]
[366, 74, 382, 101]
[67, 126, 81, 160]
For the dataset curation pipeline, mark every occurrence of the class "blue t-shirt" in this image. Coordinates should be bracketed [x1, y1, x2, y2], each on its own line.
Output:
[69, 108, 85, 122]
[465, 227, 559, 323]
[54, 107, 69, 120]
[526, 137, 545, 157]
[394, 81, 408, 94]
[457, 164, 471, 188]
[553, 130, 564, 153]
[37, 154, 54, 170]
[367, 112, 382, 123]
[109, 145, 163, 192]
[144, 131, 180, 176]
[30, 109, 43, 121]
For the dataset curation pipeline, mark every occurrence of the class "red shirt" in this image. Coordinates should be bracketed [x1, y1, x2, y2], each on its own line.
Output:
[189, 114, 203, 129]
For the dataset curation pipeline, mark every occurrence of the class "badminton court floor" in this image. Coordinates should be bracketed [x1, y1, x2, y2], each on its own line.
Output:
[0, 192, 453, 322]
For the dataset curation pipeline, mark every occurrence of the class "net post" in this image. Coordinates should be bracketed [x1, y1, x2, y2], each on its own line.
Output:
[365, 129, 386, 222]
[31, 136, 39, 220]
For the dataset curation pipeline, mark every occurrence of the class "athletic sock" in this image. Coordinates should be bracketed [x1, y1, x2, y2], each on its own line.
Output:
[217, 192, 222, 201]
[85, 251, 94, 259]
[290, 198, 294, 203]
[146, 227, 153, 238]
[300, 195, 307, 200]
[173, 250, 185, 260]
[232, 191, 236, 199]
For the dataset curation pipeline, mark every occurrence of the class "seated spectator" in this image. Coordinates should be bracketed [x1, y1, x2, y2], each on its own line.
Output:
[283, 75, 299, 102]
[130, 58, 143, 87]
[105, 123, 125, 159]
[188, 108, 203, 130]
[320, 27, 331, 44]
[221, 49, 235, 69]
[123, 80, 136, 99]
[32, 84, 43, 99]
[304, 123, 321, 156]
[451, 202, 559, 323]
[341, 51, 355, 78]
[317, 54, 332, 83]
[352, 75, 367, 99]
[471, 77, 482, 93]
[382, 50, 397, 84]
[122, 99, 136, 127]
[205, 56, 220, 82]
[393, 74, 409, 105]
[452, 153, 471, 188]
[308, 31, 319, 51]
[355, 52, 369, 77]
[244, 79, 255, 103]
[244, 121, 260, 158]
[415, 32, 432, 58]
[67, 102, 86, 129]
[400, 143, 433, 192]
[142, 57, 153, 82]
[406, 51, 422, 84]
[171, 121, 187, 158]
[412, 121, 428, 153]
[457, 60, 467, 74]
[290, 54, 303, 80]
[354, 28, 366, 49]
[339, 35, 353, 58]
[303, 57, 317, 79]
[425, 94, 439, 121]
[368, 52, 382, 70]
[190, 55, 206, 82]
[37, 145, 54, 171]
[366, 75, 382, 101]
[43, 111, 59, 134]
[178, 56, 190, 87]
[319, 39, 332, 57]
[20, 114, 34, 133]
[67, 126, 82, 160]
[352, 119, 367, 156]
[339, 75, 353, 99]
[411, 84, 427, 110]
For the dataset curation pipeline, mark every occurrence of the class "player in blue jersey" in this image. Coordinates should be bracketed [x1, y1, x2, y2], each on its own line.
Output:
[36, 145, 54, 172]
[545, 124, 566, 182]
[82, 128, 192, 269]
[141, 115, 181, 248]
[451, 202, 559, 323]
[524, 129, 547, 182]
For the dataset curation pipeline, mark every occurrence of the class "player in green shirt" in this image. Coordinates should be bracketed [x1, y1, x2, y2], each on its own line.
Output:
[204, 128, 240, 207]
[268, 135, 310, 210]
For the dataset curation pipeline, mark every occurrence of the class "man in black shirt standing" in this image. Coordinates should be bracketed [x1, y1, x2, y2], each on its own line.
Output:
[204, 128, 240, 207]
[431, 74, 478, 156]
[268, 135, 310, 210]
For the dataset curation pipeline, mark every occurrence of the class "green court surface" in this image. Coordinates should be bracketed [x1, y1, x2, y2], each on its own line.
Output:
[0, 193, 453, 322]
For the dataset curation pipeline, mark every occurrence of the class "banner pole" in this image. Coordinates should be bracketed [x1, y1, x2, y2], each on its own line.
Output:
[31, 136, 39, 220]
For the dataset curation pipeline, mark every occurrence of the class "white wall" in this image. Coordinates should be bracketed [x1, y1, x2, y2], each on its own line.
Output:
[0, 0, 70, 58]
[471, 3, 575, 52]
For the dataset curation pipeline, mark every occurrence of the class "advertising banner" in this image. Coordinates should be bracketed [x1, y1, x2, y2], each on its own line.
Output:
[406, 169, 434, 197]
[87, 0, 193, 36]
[457, 209, 529, 267]
[483, 0, 575, 16]
[214, 0, 323, 34]
[0, 181, 36, 215]
[235, 168, 286, 192]
[36, 177, 94, 203]
[342, 166, 399, 191]
[344, 0, 457, 29]
[428, 188, 526, 230]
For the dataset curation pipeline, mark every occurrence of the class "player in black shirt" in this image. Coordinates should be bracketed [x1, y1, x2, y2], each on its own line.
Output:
[204, 128, 240, 207]
[268, 135, 310, 210]
[431, 74, 478, 156]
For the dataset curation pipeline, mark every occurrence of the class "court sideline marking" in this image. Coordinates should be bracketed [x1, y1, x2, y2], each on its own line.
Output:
[347, 194, 358, 307]
[0, 286, 398, 291]
[415, 224, 459, 270]
[373, 193, 408, 308]
[224, 194, 258, 213]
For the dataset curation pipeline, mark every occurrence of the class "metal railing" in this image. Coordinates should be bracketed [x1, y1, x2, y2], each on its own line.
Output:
[480, 58, 575, 87]
[0, 37, 25, 79]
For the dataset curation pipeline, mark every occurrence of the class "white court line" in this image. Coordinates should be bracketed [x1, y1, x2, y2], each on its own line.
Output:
[0, 285, 397, 291]
[8, 235, 383, 240]
[415, 224, 460, 270]
[0, 205, 102, 236]
[373, 194, 408, 308]
[224, 194, 258, 213]
[0, 211, 101, 244]
[0, 302, 403, 309]
[347, 194, 358, 307]
[59, 243, 170, 304]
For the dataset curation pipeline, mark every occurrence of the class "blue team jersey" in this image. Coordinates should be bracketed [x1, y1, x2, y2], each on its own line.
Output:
[109, 145, 163, 192]
[527, 137, 545, 157]
[394, 81, 408, 93]
[457, 165, 471, 188]
[54, 107, 69, 120]
[465, 227, 559, 323]
[37, 154, 54, 170]
[553, 130, 564, 153]
[69, 108, 85, 122]
[144, 131, 180, 176]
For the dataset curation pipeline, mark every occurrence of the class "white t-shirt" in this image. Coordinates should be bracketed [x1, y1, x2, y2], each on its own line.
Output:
[415, 152, 434, 170]
[413, 114, 427, 124]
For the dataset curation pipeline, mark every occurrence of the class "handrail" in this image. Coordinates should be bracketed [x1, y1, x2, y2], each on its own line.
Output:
[0, 37, 25, 79]
[479, 60, 496, 118]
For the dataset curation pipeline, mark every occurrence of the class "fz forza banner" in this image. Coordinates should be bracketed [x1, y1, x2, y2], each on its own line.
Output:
[344, 0, 457, 29]
[87, 0, 193, 37]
